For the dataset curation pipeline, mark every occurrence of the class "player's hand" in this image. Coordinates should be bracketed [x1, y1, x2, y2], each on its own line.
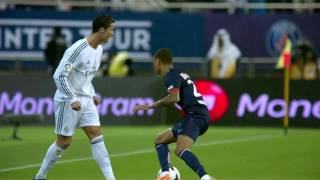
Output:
[132, 104, 151, 112]
[93, 96, 101, 106]
[71, 101, 81, 111]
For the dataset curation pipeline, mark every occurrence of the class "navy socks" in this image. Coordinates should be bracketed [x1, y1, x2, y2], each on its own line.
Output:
[155, 144, 170, 172]
[179, 149, 207, 178]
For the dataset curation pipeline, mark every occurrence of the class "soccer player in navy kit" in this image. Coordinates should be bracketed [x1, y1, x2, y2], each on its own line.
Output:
[133, 48, 214, 180]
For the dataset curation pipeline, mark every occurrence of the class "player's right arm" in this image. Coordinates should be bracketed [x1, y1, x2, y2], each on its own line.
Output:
[53, 43, 86, 111]
[150, 88, 180, 109]
[133, 72, 181, 112]
[133, 91, 179, 112]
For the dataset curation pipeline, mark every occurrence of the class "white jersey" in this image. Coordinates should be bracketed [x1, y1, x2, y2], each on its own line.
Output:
[53, 38, 103, 104]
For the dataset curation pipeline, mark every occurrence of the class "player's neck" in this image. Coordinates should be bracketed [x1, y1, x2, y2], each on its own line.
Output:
[86, 34, 101, 49]
[160, 65, 173, 76]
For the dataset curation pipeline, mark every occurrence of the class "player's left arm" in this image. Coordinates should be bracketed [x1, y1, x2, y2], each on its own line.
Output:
[90, 83, 101, 105]
[92, 48, 103, 106]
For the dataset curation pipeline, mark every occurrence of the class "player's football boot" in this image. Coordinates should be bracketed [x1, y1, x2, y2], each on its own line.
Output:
[157, 171, 170, 180]
[200, 174, 215, 180]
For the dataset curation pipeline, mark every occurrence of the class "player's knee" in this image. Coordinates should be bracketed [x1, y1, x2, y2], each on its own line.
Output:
[174, 147, 184, 157]
[154, 137, 160, 146]
[61, 141, 71, 149]
[83, 126, 102, 140]
[57, 138, 72, 149]
[154, 134, 163, 145]
[88, 133, 102, 140]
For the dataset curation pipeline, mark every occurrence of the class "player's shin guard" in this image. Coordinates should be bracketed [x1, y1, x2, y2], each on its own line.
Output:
[35, 142, 64, 179]
[90, 135, 115, 180]
[155, 144, 170, 172]
[179, 149, 207, 178]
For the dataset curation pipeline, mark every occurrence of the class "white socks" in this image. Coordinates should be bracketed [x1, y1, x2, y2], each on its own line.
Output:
[35, 136, 115, 180]
[91, 135, 115, 180]
[35, 142, 64, 179]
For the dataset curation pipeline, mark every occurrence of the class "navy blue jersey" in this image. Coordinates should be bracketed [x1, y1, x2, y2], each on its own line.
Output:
[164, 68, 207, 113]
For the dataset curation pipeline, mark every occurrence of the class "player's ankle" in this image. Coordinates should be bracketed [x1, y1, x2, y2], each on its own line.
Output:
[158, 171, 169, 176]
[34, 174, 47, 180]
[105, 176, 116, 180]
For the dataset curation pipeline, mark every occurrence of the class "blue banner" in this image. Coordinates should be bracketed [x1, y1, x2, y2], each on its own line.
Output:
[0, 10, 206, 59]
[1, 10, 319, 59]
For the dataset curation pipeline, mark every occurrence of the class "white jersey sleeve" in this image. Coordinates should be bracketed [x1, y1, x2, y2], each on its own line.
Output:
[90, 83, 96, 97]
[53, 40, 88, 104]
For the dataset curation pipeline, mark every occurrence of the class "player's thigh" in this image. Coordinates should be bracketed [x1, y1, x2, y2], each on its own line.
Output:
[154, 129, 177, 145]
[176, 115, 202, 143]
[79, 98, 101, 140]
[79, 99, 100, 128]
[54, 101, 79, 137]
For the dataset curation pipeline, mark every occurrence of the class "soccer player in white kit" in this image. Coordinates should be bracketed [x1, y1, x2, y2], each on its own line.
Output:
[34, 15, 116, 180]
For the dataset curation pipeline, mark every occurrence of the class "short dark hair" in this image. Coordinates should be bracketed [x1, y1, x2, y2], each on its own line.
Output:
[92, 15, 114, 33]
[154, 48, 173, 65]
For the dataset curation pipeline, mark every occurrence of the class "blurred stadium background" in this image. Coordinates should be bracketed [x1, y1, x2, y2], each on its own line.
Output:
[0, 0, 319, 179]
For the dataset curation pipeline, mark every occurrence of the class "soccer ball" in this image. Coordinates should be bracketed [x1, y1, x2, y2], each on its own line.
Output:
[158, 166, 181, 180]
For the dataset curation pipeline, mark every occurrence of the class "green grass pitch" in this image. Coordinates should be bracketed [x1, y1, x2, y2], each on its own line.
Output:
[0, 126, 319, 179]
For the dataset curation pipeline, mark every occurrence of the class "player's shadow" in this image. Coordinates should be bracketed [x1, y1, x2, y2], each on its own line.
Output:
[0, 114, 44, 141]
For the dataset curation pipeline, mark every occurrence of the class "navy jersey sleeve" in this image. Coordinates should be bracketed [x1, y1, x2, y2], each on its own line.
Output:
[164, 72, 183, 93]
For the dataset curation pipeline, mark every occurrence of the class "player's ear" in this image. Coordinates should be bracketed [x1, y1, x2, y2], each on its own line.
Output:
[99, 27, 105, 33]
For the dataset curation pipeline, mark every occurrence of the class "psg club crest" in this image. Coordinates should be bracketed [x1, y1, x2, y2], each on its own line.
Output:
[266, 20, 302, 57]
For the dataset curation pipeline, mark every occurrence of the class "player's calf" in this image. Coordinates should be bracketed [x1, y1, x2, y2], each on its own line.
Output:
[89, 134, 115, 179]
[175, 135, 209, 178]
[82, 126, 115, 179]
[177, 148, 208, 178]
[34, 142, 65, 179]
[154, 129, 176, 173]
[155, 144, 170, 172]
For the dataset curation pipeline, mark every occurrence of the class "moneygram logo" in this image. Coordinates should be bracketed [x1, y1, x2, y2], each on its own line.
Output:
[195, 80, 229, 122]
[0, 91, 154, 117]
[237, 93, 320, 119]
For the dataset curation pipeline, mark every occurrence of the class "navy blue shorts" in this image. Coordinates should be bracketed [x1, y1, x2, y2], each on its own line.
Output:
[172, 111, 210, 142]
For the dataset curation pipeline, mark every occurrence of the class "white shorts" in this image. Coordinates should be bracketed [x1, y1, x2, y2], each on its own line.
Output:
[54, 96, 100, 136]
